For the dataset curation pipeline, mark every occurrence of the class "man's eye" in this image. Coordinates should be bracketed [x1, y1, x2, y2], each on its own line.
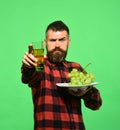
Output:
[50, 39, 56, 42]
[59, 38, 66, 42]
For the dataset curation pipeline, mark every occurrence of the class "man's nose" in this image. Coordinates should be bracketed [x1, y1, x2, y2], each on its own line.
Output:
[55, 40, 60, 47]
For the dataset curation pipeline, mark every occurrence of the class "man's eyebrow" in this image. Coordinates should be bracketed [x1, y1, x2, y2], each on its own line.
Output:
[59, 37, 66, 41]
[49, 38, 57, 41]
[49, 37, 67, 41]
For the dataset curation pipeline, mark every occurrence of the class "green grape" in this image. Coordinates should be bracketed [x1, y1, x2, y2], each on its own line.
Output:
[77, 81, 82, 85]
[71, 68, 78, 73]
[80, 78, 85, 84]
[68, 73, 71, 77]
[89, 73, 95, 81]
[68, 67, 95, 86]
[70, 77, 76, 82]
[86, 73, 90, 78]
[75, 72, 80, 77]
[84, 78, 92, 84]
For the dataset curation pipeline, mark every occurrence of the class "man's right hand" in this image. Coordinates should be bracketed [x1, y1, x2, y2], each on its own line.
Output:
[22, 44, 38, 68]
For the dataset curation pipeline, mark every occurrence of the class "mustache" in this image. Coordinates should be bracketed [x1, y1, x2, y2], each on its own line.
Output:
[49, 47, 66, 53]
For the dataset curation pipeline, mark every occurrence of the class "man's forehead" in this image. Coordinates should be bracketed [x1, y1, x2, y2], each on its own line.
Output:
[46, 30, 68, 38]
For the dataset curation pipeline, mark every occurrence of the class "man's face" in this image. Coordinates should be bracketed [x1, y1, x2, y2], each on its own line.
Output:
[45, 30, 70, 64]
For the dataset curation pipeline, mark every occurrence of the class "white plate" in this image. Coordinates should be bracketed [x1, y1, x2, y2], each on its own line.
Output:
[56, 82, 100, 91]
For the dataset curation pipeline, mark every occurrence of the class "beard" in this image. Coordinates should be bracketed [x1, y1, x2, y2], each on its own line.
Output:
[47, 47, 68, 64]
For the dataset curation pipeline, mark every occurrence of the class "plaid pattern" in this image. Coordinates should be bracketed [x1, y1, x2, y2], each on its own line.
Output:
[21, 58, 102, 130]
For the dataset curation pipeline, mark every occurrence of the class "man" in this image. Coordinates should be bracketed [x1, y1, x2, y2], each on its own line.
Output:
[21, 20, 102, 130]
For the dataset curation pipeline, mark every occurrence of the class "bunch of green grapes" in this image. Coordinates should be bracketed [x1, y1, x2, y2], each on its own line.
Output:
[68, 68, 95, 86]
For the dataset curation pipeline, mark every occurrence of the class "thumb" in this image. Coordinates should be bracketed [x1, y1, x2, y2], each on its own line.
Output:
[28, 44, 33, 54]
[44, 54, 47, 58]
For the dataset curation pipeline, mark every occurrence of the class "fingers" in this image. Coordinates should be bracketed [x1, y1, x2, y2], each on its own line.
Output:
[22, 44, 45, 68]
[22, 52, 37, 68]
[68, 89, 84, 97]
[86, 85, 93, 92]
[44, 54, 47, 58]
[68, 86, 93, 97]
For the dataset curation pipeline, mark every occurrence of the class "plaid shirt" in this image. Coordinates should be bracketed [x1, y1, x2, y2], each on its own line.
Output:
[21, 58, 102, 130]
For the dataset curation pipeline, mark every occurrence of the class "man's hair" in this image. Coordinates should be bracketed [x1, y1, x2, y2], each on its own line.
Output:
[45, 20, 69, 36]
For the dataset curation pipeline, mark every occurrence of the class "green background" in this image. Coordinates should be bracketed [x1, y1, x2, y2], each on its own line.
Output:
[0, 0, 120, 130]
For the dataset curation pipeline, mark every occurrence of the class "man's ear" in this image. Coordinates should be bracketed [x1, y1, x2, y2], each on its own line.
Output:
[68, 38, 71, 46]
[42, 39, 46, 48]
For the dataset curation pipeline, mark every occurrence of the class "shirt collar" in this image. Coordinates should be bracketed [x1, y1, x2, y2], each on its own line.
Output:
[45, 57, 68, 69]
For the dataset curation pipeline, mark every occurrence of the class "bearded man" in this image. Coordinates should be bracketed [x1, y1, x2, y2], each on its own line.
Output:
[21, 20, 102, 130]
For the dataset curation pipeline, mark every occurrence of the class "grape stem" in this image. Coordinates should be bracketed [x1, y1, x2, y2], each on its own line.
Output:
[82, 63, 92, 73]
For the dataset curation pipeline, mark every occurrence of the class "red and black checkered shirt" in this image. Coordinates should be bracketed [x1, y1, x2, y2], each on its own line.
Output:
[21, 58, 102, 130]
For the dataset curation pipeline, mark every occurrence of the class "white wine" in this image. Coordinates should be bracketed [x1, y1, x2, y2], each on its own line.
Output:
[33, 49, 44, 71]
